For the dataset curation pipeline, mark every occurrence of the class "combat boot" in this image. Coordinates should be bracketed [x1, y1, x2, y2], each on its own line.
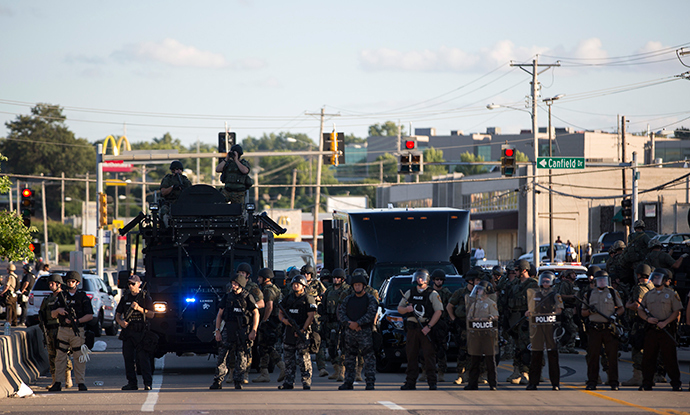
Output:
[479, 372, 488, 384]
[319, 368, 330, 377]
[622, 369, 643, 386]
[48, 382, 61, 392]
[338, 382, 354, 390]
[336, 365, 345, 382]
[225, 368, 235, 383]
[365, 383, 375, 390]
[506, 366, 521, 383]
[252, 368, 271, 383]
[355, 363, 363, 382]
[276, 361, 286, 382]
[329, 364, 341, 380]
[518, 372, 530, 385]
[209, 381, 222, 390]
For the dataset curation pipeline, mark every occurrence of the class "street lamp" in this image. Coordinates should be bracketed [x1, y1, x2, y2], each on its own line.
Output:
[543, 94, 564, 261]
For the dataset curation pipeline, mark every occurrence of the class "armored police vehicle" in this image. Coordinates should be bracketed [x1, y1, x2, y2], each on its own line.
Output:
[323, 207, 471, 289]
[118, 184, 285, 357]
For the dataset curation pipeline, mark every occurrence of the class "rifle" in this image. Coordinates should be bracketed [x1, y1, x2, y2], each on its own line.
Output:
[278, 303, 308, 342]
[503, 289, 556, 340]
[399, 289, 431, 340]
[572, 293, 625, 340]
[58, 291, 81, 337]
[122, 282, 147, 322]
[633, 297, 678, 346]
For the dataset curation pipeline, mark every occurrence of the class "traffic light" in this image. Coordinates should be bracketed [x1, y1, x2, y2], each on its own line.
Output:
[621, 198, 632, 227]
[98, 192, 108, 229]
[399, 153, 413, 174]
[500, 145, 516, 177]
[29, 242, 41, 258]
[404, 140, 417, 150]
[322, 132, 345, 166]
[20, 188, 34, 227]
[217, 132, 237, 153]
[410, 153, 423, 173]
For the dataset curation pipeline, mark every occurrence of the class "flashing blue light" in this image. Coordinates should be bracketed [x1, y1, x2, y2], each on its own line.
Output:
[185, 297, 196, 303]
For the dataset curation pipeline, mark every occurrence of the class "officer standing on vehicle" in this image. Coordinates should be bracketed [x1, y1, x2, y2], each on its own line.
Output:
[622, 264, 654, 386]
[580, 270, 624, 390]
[337, 272, 378, 391]
[159, 160, 192, 227]
[278, 274, 317, 390]
[447, 267, 479, 384]
[216, 144, 251, 204]
[525, 271, 563, 390]
[323, 268, 350, 381]
[430, 269, 452, 382]
[464, 280, 499, 390]
[621, 221, 651, 273]
[506, 260, 537, 385]
[645, 239, 686, 276]
[211, 272, 259, 390]
[39, 273, 73, 390]
[1, 264, 18, 326]
[398, 269, 444, 390]
[252, 268, 285, 383]
[116, 274, 155, 391]
[49, 271, 93, 392]
[637, 268, 683, 391]
[18, 264, 36, 326]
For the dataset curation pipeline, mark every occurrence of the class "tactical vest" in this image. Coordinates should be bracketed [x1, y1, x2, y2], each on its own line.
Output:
[408, 287, 435, 321]
[223, 290, 252, 327]
[345, 294, 369, 323]
[326, 284, 347, 316]
[222, 159, 251, 191]
[40, 292, 60, 327]
[283, 292, 310, 328]
[56, 290, 91, 327]
[263, 284, 282, 319]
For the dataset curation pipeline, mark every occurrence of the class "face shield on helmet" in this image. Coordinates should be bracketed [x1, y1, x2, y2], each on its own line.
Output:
[538, 271, 555, 288]
[648, 271, 666, 287]
[412, 269, 430, 286]
[469, 281, 489, 299]
[593, 270, 610, 289]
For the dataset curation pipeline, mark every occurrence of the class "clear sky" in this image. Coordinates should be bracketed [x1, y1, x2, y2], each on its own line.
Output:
[1, 0, 689, 149]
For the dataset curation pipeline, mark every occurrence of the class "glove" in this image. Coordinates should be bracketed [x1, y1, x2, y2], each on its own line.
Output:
[609, 314, 617, 321]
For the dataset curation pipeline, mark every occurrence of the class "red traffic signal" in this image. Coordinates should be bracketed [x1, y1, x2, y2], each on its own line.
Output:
[29, 243, 35, 252]
[405, 140, 416, 150]
[504, 148, 514, 157]
[22, 188, 32, 198]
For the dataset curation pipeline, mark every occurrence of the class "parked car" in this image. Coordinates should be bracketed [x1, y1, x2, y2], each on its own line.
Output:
[598, 230, 657, 253]
[652, 233, 690, 247]
[587, 252, 609, 268]
[26, 273, 118, 336]
[518, 243, 567, 264]
[376, 274, 466, 373]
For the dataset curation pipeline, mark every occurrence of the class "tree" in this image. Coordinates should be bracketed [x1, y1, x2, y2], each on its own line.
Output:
[420, 147, 447, 181]
[368, 121, 405, 137]
[515, 149, 530, 162]
[343, 133, 365, 145]
[0, 153, 35, 260]
[454, 152, 488, 176]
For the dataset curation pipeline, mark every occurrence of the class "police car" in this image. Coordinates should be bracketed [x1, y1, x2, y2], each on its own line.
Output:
[537, 263, 587, 279]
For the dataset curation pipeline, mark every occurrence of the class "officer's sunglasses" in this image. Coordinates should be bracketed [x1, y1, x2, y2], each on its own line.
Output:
[128, 282, 138, 286]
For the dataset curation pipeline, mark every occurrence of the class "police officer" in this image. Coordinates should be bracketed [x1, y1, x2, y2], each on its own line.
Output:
[252, 268, 285, 383]
[464, 280, 499, 391]
[606, 241, 630, 285]
[18, 263, 36, 326]
[622, 263, 654, 386]
[49, 271, 94, 392]
[211, 272, 259, 390]
[496, 264, 516, 361]
[447, 267, 479, 384]
[637, 269, 683, 391]
[217, 144, 251, 204]
[159, 160, 192, 226]
[430, 269, 452, 382]
[319, 268, 332, 289]
[323, 268, 350, 381]
[302, 265, 328, 377]
[39, 273, 73, 389]
[645, 239, 686, 276]
[337, 272, 378, 391]
[398, 269, 444, 390]
[1, 263, 18, 326]
[278, 274, 317, 390]
[555, 269, 578, 353]
[621, 221, 651, 275]
[116, 274, 155, 391]
[581, 271, 624, 390]
[506, 260, 537, 385]
[525, 271, 563, 390]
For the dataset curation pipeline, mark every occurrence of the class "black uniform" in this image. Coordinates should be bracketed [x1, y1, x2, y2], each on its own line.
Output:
[116, 290, 155, 389]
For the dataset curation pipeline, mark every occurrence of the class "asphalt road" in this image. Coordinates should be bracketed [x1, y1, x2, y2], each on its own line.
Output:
[3, 334, 689, 414]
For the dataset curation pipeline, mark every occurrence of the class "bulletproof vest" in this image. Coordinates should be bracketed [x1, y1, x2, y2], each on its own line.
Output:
[58, 290, 90, 326]
[162, 173, 189, 201]
[263, 284, 282, 318]
[408, 287, 435, 321]
[644, 250, 664, 270]
[40, 292, 60, 326]
[345, 294, 369, 323]
[283, 292, 310, 327]
[22, 272, 36, 292]
[508, 278, 536, 311]
[122, 291, 148, 323]
[453, 287, 471, 319]
[326, 284, 347, 316]
[223, 289, 251, 327]
[222, 160, 249, 191]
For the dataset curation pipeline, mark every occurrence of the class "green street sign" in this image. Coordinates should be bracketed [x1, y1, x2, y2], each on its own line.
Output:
[537, 157, 585, 169]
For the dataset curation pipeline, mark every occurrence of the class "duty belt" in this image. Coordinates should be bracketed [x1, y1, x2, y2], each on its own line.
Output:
[589, 322, 611, 331]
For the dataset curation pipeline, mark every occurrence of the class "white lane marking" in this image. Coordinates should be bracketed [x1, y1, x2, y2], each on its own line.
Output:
[141, 356, 165, 412]
[377, 401, 406, 410]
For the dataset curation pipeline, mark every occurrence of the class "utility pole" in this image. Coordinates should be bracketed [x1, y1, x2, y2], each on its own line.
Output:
[305, 108, 340, 263]
[61, 172, 65, 224]
[511, 56, 560, 266]
[632, 152, 639, 222]
[290, 169, 297, 209]
[622, 116, 629, 242]
[41, 176, 48, 262]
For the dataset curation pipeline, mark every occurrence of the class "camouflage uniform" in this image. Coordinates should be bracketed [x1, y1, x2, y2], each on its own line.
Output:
[554, 277, 578, 353]
[219, 158, 252, 204]
[322, 281, 350, 366]
[432, 285, 453, 375]
[39, 288, 72, 387]
[306, 278, 327, 372]
[213, 289, 258, 386]
[507, 276, 539, 376]
[280, 290, 317, 388]
[337, 290, 378, 387]
[337, 283, 379, 379]
[159, 172, 192, 224]
[226, 281, 263, 378]
[621, 230, 650, 276]
[448, 286, 472, 375]
[644, 250, 677, 276]
[257, 283, 283, 371]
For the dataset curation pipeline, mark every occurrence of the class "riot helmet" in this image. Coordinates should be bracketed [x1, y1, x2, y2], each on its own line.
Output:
[586, 265, 601, 279]
[469, 280, 489, 298]
[230, 272, 247, 288]
[230, 144, 243, 157]
[538, 271, 555, 288]
[611, 240, 626, 252]
[287, 267, 301, 279]
[170, 160, 184, 171]
[301, 265, 315, 277]
[491, 266, 503, 277]
[48, 273, 64, 285]
[331, 268, 346, 280]
[633, 219, 646, 230]
[257, 267, 274, 280]
[290, 274, 308, 289]
[236, 262, 253, 277]
[350, 273, 367, 287]
[635, 263, 652, 279]
[593, 270, 610, 289]
[648, 268, 670, 287]
[64, 270, 81, 283]
[412, 269, 430, 286]
[319, 268, 331, 281]
[431, 269, 446, 283]
[514, 259, 530, 274]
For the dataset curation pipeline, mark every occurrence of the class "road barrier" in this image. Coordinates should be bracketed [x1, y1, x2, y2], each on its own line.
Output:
[0, 326, 49, 398]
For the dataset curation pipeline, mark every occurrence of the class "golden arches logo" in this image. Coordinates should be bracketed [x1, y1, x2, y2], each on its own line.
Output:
[277, 216, 291, 227]
[102, 135, 132, 156]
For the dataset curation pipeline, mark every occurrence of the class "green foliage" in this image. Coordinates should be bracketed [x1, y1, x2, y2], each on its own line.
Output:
[371, 154, 399, 182]
[515, 149, 530, 162]
[454, 152, 488, 176]
[242, 132, 314, 152]
[343, 133, 365, 145]
[0, 152, 36, 260]
[420, 147, 447, 181]
[34, 221, 81, 245]
[368, 121, 405, 137]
